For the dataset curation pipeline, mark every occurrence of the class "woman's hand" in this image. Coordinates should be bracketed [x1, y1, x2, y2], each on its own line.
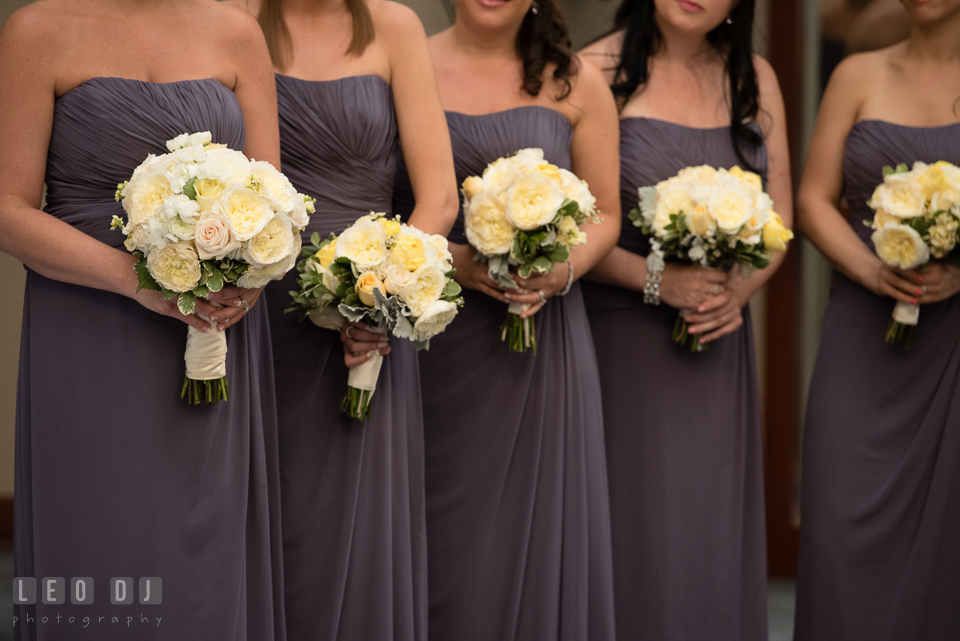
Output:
[659, 264, 729, 311]
[864, 263, 922, 305]
[684, 288, 745, 345]
[450, 242, 509, 302]
[341, 321, 390, 369]
[917, 262, 960, 304]
[510, 262, 571, 318]
[204, 285, 264, 331]
[134, 289, 216, 333]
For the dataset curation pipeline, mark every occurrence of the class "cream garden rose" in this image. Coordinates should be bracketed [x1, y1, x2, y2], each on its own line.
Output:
[336, 218, 388, 270]
[465, 191, 516, 256]
[872, 224, 929, 270]
[146, 242, 201, 293]
[390, 233, 428, 272]
[505, 173, 566, 230]
[413, 300, 459, 342]
[400, 265, 446, 317]
[213, 186, 275, 241]
[871, 182, 926, 219]
[244, 216, 296, 267]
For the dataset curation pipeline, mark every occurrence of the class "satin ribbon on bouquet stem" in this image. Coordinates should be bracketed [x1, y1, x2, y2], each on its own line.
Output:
[501, 301, 537, 354]
[181, 304, 229, 404]
[341, 325, 387, 420]
[886, 300, 919, 347]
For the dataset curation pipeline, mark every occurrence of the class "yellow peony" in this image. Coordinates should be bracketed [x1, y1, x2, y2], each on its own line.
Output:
[504, 173, 566, 230]
[871, 224, 929, 270]
[355, 272, 386, 307]
[147, 242, 201, 293]
[244, 216, 295, 267]
[335, 218, 388, 270]
[761, 212, 794, 252]
[213, 186, 275, 241]
[195, 179, 224, 212]
[390, 233, 427, 272]
[317, 238, 337, 269]
[465, 191, 516, 256]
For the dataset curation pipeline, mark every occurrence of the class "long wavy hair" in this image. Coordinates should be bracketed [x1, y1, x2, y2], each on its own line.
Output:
[609, 0, 762, 169]
[515, 0, 578, 99]
[258, 0, 374, 71]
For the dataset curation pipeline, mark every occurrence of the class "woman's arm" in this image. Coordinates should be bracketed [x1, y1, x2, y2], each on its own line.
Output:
[0, 8, 214, 332]
[380, 2, 458, 236]
[513, 58, 621, 315]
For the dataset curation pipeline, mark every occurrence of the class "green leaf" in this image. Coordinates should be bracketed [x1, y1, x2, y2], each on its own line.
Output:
[532, 256, 553, 273]
[206, 265, 225, 293]
[177, 291, 196, 315]
[161, 288, 178, 300]
[882, 165, 895, 177]
[193, 285, 210, 298]
[182, 177, 198, 200]
[311, 232, 322, 248]
[134, 256, 162, 293]
[443, 281, 462, 298]
[628, 207, 643, 227]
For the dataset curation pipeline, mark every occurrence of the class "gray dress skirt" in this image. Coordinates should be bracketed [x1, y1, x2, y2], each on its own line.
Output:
[794, 120, 960, 641]
[266, 74, 426, 641]
[581, 118, 769, 641]
[393, 106, 616, 641]
[14, 77, 285, 640]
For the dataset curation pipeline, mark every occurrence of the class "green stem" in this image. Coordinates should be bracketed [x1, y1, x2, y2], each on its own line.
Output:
[500, 312, 537, 354]
[180, 376, 230, 405]
[886, 320, 916, 348]
[341, 386, 374, 420]
[672, 314, 709, 353]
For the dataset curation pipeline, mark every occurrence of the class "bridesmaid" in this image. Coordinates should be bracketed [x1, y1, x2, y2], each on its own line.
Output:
[0, 0, 284, 639]
[392, 1, 621, 639]
[231, 0, 458, 638]
[795, 1, 960, 639]
[580, 1, 792, 639]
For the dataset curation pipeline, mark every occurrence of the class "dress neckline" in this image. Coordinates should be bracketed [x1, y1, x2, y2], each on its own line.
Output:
[445, 105, 573, 131]
[57, 76, 228, 100]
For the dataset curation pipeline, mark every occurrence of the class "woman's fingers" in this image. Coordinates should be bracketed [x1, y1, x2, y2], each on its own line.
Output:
[883, 269, 922, 299]
[688, 304, 740, 335]
[343, 344, 390, 369]
[345, 324, 386, 343]
[519, 301, 545, 318]
[504, 291, 542, 306]
[476, 283, 508, 302]
[704, 270, 729, 283]
[695, 290, 732, 314]
[699, 313, 744, 344]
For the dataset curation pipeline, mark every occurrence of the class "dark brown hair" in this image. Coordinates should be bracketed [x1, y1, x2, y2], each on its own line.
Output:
[515, 0, 578, 100]
[258, 0, 375, 71]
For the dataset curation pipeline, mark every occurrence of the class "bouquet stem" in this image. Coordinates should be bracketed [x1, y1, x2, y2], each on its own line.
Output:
[886, 301, 919, 347]
[673, 311, 708, 353]
[341, 326, 387, 421]
[502, 302, 536, 354]
[182, 315, 230, 405]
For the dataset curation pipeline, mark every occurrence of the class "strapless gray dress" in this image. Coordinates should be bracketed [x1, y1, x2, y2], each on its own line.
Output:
[266, 74, 426, 641]
[393, 106, 616, 641]
[794, 120, 960, 641]
[581, 118, 769, 641]
[14, 77, 285, 640]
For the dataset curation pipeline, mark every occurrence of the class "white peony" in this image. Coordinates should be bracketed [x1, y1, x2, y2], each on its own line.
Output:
[504, 173, 566, 230]
[413, 299, 459, 342]
[465, 191, 516, 256]
[335, 218, 388, 270]
[871, 223, 929, 270]
[194, 211, 241, 260]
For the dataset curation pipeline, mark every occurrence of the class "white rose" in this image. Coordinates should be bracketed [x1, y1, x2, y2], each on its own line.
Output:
[250, 160, 300, 213]
[400, 264, 446, 317]
[320, 265, 340, 293]
[162, 194, 200, 223]
[430, 234, 453, 271]
[871, 223, 929, 270]
[212, 185, 276, 241]
[464, 191, 516, 256]
[653, 184, 695, 236]
[709, 186, 754, 235]
[146, 241, 201, 292]
[504, 173, 566, 230]
[187, 131, 212, 147]
[165, 133, 190, 152]
[384, 263, 415, 295]
[194, 211, 241, 260]
[243, 216, 296, 267]
[237, 233, 301, 288]
[204, 147, 252, 184]
[413, 299, 459, 342]
[335, 218, 388, 270]
[174, 144, 207, 165]
[162, 215, 196, 241]
[196, 158, 233, 182]
[288, 197, 310, 229]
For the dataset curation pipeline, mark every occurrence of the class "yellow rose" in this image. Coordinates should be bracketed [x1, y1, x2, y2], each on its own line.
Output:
[212, 186, 275, 241]
[504, 173, 567, 230]
[462, 176, 484, 201]
[389, 233, 427, 271]
[934, 189, 960, 213]
[686, 203, 716, 237]
[464, 191, 516, 256]
[355, 272, 386, 307]
[531, 163, 563, 183]
[761, 213, 794, 252]
[147, 242, 201, 293]
[317, 238, 337, 269]
[195, 179, 224, 212]
[920, 161, 953, 202]
[729, 166, 763, 192]
[335, 218, 388, 269]
[380, 218, 401, 237]
[244, 216, 295, 267]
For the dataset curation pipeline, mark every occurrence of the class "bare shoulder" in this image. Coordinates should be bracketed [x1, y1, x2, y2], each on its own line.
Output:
[751, 54, 780, 92]
[824, 47, 889, 97]
[1, 0, 65, 51]
[371, 0, 426, 39]
[203, 0, 265, 43]
[570, 54, 614, 101]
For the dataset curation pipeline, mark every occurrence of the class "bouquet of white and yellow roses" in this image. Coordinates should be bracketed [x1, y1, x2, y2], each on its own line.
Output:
[461, 148, 598, 354]
[865, 161, 960, 346]
[111, 131, 313, 404]
[630, 165, 792, 352]
[289, 213, 463, 420]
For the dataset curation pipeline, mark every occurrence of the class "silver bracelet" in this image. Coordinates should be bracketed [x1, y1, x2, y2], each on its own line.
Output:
[643, 250, 665, 305]
[558, 259, 575, 296]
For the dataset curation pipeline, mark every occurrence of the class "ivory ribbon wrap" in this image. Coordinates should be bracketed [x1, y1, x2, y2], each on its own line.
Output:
[347, 325, 387, 392]
[893, 301, 920, 326]
[184, 318, 228, 380]
[507, 301, 530, 316]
